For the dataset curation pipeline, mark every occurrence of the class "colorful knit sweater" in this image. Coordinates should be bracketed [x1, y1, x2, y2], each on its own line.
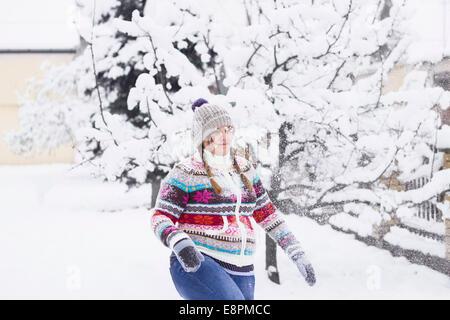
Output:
[150, 154, 304, 272]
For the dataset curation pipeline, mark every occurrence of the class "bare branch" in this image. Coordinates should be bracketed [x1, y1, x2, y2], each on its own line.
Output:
[89, 0, 118, 146]
[313, 0, 353, 60]
[264, 47, 299, 87]
[327, 60, 346, 90]
[202, 32, 223, 94]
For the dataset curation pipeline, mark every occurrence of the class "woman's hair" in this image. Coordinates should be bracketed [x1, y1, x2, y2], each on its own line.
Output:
[201, 145, 254, 195]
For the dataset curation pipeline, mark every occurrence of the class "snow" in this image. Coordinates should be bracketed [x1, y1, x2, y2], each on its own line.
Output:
[437, 125, 450, 150]
[329, 205, 382, 238]
[403, 0, 450, 64]
[7, 0, 450, 237]
[395, 169, 450, 205]
[0, 164, 448, 299]
[384, 227, 445, 258]
[0, 0, 79, 50]
[398, 210, 446, 236]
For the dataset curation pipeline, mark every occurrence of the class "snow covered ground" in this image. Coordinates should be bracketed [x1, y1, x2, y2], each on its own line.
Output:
[0, 164, 448, 299]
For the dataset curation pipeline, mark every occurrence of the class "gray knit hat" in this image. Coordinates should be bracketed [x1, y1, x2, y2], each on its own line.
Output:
[191, 98, 233, 157]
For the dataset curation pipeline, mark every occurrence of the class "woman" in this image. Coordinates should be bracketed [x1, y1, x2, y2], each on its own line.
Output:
[150, 98, 316, 300]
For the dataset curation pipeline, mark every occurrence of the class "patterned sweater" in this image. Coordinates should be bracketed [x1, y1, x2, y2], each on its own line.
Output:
[150, 154, 304, 273]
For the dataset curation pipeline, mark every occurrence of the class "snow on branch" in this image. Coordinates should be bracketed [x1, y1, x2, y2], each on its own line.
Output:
[395, 169, 450, 205]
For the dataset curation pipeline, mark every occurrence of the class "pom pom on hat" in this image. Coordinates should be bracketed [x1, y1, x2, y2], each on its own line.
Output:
[192, 98, 209, 112]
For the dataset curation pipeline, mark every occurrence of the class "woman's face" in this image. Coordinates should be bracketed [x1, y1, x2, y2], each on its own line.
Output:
[203, 125, 234, 156]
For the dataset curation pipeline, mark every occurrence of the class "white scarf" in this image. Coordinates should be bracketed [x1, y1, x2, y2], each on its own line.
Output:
[193, 148, 242, 196]
[202, 148, 233, 171]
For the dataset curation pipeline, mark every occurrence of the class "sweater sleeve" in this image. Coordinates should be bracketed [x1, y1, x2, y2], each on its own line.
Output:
[150, 164, 191, 250]
[251, 168, 305, 259]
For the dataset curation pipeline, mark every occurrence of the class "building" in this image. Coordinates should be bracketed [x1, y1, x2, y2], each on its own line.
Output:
[0, 0, 79, 165]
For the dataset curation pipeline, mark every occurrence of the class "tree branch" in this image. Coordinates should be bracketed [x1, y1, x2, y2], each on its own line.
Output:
[89, 0, 118, 146]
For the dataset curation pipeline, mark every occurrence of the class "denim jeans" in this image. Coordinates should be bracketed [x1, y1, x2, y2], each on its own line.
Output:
[170, 253, 255, 300]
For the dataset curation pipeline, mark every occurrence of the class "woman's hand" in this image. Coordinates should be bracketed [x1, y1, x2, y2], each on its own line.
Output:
[291, 251, 316, 286]
[172, 237, 205, 272]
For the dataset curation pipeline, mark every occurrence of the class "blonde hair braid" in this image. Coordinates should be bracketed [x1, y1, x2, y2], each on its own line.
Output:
[202, 145, 223, 194]
[232, 147, 254, 193]
[201, 145, 255, 195]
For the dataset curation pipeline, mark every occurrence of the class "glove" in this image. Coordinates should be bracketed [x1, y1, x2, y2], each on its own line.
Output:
[172, 237, 205, 273]
[291, 251, 316, 286]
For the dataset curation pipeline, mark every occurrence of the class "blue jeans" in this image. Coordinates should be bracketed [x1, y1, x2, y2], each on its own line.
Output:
[170, 253, 255, 300]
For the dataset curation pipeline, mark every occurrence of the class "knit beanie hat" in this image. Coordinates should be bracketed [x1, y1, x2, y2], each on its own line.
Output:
[191, 98, 234, 157]
[190, 98, 254, 195]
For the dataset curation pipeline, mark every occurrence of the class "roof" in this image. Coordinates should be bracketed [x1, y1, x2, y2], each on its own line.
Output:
[0, 0, 79, 51]
[404, 0, 449, 64]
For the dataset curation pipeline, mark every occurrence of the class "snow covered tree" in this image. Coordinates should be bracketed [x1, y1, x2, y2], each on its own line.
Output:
[6, 0, 449, 279]
[114, 0, 448, 279]
[5, 0, 172, 195]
